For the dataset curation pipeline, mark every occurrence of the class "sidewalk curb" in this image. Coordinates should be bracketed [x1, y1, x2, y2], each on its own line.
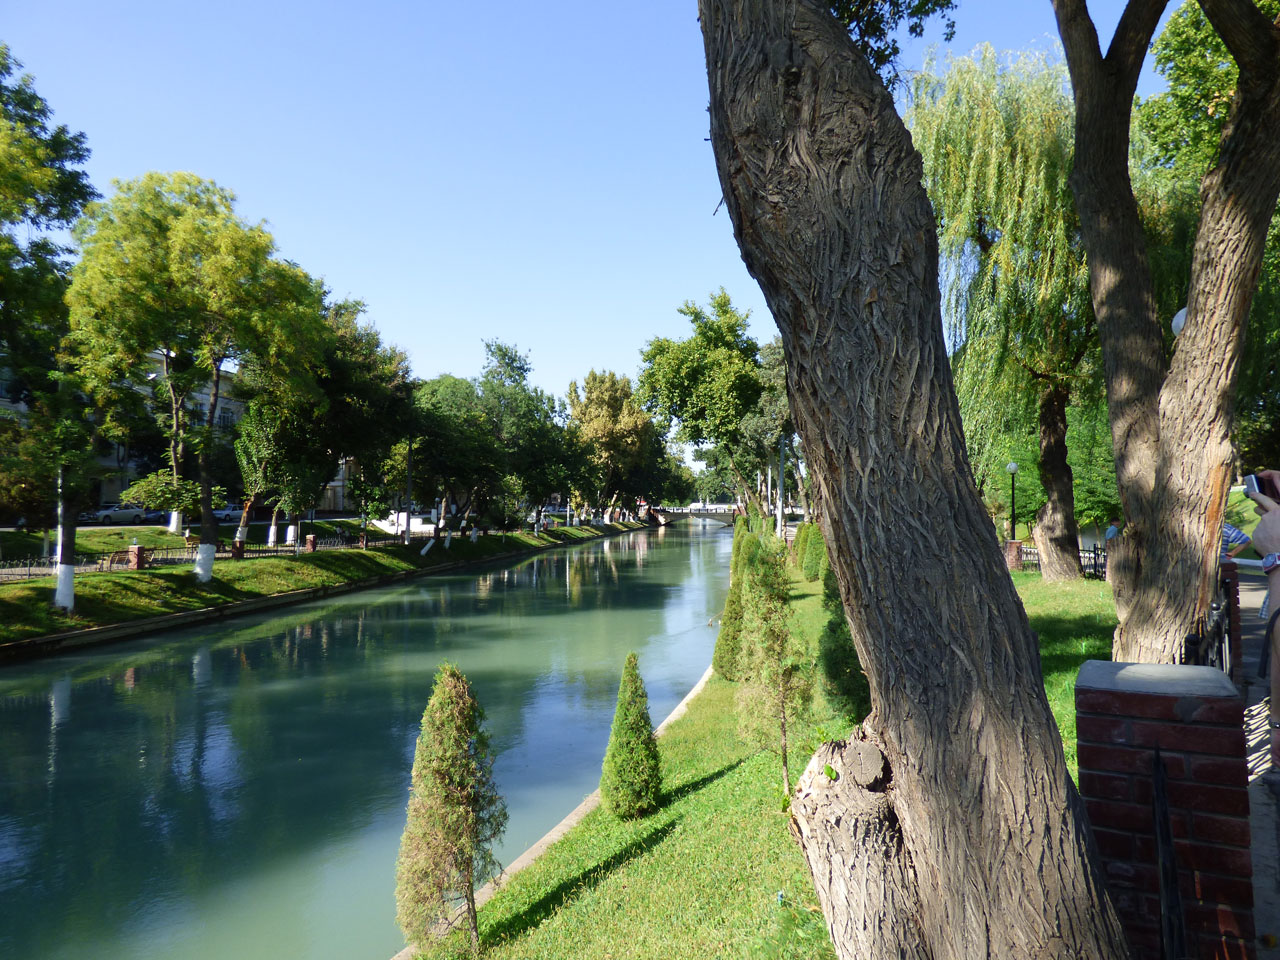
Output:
[0, 525, 648, 663]
[390, 663, 716, 960]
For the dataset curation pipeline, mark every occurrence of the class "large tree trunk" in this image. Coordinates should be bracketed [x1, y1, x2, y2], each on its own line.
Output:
[1033, 382, 1084, 581]
[698, 3, 1128, 957]
[1052, 0, 1280, 662]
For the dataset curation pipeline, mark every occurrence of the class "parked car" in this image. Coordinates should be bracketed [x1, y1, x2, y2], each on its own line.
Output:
[142, 508, 167, 524]
[82, 503, 147, 524]
[213, 503, 243, 523]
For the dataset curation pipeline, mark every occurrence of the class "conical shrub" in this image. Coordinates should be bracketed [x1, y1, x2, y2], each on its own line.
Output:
[792, 523, 811, 568]
[714, 524, 758, 680]
[396, 662, 507, 956]
[600, 652, 662, 818]
[802, 523, 827, 581]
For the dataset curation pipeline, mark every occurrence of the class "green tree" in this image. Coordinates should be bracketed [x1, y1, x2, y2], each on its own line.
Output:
[736, 534, 813, 796]
[817, 566, 870, 723]
[1051, 0, 1280, 661]
[395, 663, 507, 957]
[638, 290, 765, 509]
[1133, 0, 1280, 475]
[909, 46, 1094, 580]
[599, 652, 663, 819]
[699, 3, 1128, 953]
[0, 44, 98, 608]
[567, 370, 668, 517]
[67, 172, 325, 579]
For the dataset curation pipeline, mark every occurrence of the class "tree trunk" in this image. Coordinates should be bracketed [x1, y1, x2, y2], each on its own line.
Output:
[1052, 0, 1280, 662]
[54, 464, 77, 612]
[1033, 383, 1084, 581]
[698, 2, 1128, 956]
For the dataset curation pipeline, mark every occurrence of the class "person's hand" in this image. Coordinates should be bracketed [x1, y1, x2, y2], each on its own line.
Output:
[1246, 471, 1280, 556]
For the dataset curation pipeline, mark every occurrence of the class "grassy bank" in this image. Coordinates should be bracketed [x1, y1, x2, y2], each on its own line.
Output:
[414, 567, 1115, 958]
[0, 523, 642, 646]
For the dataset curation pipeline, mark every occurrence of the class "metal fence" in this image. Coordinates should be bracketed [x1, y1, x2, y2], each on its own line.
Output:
[1017, 544, 1107, 578]
[0, 526, 412, 583]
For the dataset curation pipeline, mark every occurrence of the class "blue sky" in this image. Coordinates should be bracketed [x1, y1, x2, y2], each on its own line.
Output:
[6, 1, 1169, 397]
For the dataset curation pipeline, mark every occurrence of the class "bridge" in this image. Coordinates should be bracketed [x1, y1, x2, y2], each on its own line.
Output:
[650, 505, 740, 525]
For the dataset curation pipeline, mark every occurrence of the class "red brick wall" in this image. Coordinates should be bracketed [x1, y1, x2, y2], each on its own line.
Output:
[1076, 660, 1253, 960]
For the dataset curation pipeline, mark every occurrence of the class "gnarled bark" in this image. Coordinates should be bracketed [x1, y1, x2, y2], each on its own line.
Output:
[1052, 0, 1280, 662]
[698, 2, 1128, 956]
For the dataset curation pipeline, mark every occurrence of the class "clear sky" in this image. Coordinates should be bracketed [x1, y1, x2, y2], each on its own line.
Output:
[5, 1, 1169, 397]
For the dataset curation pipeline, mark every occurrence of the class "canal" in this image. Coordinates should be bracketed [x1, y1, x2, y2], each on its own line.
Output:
[0, 523, 731, 960]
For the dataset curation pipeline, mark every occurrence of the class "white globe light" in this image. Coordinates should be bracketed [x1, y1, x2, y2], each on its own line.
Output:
[1171, 307, 1187, 336]
[1006, 462, 1019, 475]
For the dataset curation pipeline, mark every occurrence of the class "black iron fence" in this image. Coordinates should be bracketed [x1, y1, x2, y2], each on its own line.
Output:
[1017, 544, 1108, 578]
[0, 525, 430, 583]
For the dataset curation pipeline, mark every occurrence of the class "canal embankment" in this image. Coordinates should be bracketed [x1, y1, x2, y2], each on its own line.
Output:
[0, 521, 648, 661]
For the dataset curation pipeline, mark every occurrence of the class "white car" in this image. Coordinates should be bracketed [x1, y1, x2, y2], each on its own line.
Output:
[83, 503, 146, 524]
[213, 504, 243, 523]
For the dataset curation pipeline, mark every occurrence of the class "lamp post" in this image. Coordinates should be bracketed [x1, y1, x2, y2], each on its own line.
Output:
[1006, 461, 1019, 540]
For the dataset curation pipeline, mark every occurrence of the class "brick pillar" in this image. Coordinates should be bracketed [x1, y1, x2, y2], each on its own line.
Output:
[1219, 561, 1242, 685]
[127, 544, 146, 570]
[304, 534, 317, 553]
[1003, 539, 1023, 571]
[1075, 661, 1253, 960]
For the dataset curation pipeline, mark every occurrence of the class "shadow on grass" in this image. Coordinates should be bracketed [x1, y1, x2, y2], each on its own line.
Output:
[483, 818, 680, 947]
[661, 758, 746, 807]
[1032, 612, 1113, 680]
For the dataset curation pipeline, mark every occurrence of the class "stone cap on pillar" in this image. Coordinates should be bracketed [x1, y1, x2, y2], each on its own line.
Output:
[1076, 660, 1237, 699]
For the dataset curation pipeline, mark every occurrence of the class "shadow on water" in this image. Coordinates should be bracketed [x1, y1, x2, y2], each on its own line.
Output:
[483, 818, 680, 946]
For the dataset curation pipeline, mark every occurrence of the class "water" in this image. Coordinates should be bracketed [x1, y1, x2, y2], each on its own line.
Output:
[0, 523, 731, 960]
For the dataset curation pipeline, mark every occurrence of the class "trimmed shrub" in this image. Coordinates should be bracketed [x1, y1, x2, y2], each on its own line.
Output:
[396, 662, 507, 957]
[715, 524, 759, 680]
[801, 523, 827, 581]
[791, 523, 811, 568]
[600, 652, 663, 818]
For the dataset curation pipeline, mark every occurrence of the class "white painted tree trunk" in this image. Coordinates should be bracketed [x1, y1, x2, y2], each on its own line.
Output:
[470, 528, 478, 544]
[235, 526, 248, 543]
[168, 511, 182, 534]
[445, 532, 452, 549]
[267, 524, 277, 546]
[285, 524, 298, 545]
[54, 564, 75, 611]
[193, 543, 215, 582]
[420, 539, 434, 557]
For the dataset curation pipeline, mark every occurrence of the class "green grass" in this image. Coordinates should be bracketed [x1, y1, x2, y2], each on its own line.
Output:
[0, 523, 644, 646]
[410, 567, 1114, 959]
[1012, 570, 1116, 777]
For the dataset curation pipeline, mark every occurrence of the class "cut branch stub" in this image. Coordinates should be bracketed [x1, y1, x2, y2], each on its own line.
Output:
[791, 738, 931, 960]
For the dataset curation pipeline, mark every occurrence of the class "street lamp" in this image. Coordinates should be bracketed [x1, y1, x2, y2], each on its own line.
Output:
[1171, 306, 1187, 336]
[1006, 461, 1019, 540]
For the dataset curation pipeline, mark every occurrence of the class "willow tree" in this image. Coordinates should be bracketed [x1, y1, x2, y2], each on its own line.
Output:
[909, 48, 1095, 580]
[1051, 0, 1280, 662]
[699, 1, 1128, 956]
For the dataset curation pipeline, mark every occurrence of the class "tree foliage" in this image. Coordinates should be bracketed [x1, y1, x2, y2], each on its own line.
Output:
[735, 534, 814, 796]
[713, 519, 753, 680]
[599, 652, 663, 819]
[396, 663, 507, 957]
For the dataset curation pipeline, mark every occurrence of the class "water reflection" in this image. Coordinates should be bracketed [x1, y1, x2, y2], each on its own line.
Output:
[0, 524, 731, 960]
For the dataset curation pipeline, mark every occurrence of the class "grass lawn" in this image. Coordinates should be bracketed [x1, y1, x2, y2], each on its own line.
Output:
[414, 567, 1115, 959]
[0, 523, 642, 646]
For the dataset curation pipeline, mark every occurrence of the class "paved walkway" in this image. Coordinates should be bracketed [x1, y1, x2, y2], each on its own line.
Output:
[1239, 574, 1279, 954]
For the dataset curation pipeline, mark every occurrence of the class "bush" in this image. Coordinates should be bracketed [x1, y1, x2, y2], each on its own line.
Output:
[600, 652, 663, 819]
[396, 663, 508, 957]
[801, 524, 827, 581]
[817, 567, 870, 723]
[791, 523, 811, 568]
[714, 523, 757, 680]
